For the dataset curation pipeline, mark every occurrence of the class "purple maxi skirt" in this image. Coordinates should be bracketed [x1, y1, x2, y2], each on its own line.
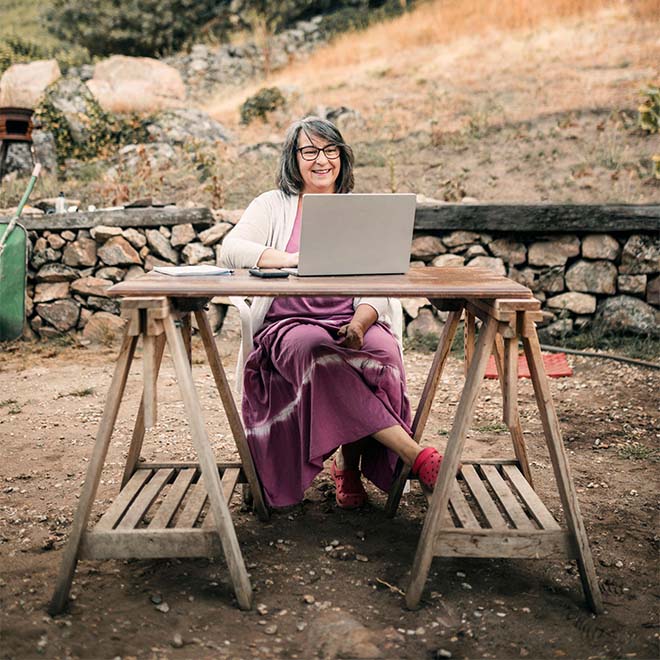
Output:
[242, 295, 412, 508]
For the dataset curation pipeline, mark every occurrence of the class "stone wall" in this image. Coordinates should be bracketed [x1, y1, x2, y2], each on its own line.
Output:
[16, 211, 660, 343]
[405, 230, 659, 341]
[21, 210, 237, 342]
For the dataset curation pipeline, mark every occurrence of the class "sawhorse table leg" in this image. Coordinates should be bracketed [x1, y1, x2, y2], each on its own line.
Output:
[403, 303, 602, 613]
[49, 297, 257, 614]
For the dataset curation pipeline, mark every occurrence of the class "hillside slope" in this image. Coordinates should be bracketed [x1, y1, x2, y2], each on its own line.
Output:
[205, 2, 659, 206]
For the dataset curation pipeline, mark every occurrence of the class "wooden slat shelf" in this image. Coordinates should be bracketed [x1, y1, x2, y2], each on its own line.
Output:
[82, 464, 244, 560]
[420, 460, 573, 559]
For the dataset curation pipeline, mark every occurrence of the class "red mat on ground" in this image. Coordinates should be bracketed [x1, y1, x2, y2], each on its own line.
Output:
[484, 352, 573, 379]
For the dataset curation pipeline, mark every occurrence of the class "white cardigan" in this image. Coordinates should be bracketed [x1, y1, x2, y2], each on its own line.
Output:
[221, 190, 404, 372]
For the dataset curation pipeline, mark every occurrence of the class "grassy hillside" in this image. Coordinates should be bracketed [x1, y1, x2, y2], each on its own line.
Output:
[0, 0, 657, 211]
[0, 0, 60, 49]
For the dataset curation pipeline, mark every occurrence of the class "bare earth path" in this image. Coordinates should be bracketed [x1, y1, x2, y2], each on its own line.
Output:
[1, 316, 658, 659]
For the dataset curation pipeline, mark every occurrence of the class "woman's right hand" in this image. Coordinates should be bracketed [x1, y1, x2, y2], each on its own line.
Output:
[257, 248, 299, 268]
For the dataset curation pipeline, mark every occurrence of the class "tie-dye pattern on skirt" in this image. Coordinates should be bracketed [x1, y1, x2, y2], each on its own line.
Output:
[242, 297, 412, 508]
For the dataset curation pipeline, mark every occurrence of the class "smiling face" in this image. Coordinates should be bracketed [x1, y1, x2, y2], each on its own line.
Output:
[296, 131, 341, 194]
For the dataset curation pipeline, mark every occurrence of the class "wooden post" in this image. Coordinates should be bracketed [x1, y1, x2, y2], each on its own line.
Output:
[386, 309, 462, 517]
[463, 310, 475, 377]
[121, 332, 167, 488]
[194, 309, 270, 522]
[406, 315, 499, 609]
[49, 331, 138, 615]
[493, 334, 533, 485]
[163, 313, 253, 610]
[521, 316, 603, 613]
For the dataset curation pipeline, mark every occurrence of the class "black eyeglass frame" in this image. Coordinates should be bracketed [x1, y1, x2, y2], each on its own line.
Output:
[296, 144, 343, 161]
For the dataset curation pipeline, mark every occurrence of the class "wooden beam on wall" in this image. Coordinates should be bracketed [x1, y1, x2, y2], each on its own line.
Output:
[414, 203, 660, 233]
[13, 207, 214, 231]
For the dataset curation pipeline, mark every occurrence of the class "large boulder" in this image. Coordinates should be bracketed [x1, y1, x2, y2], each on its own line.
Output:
[97, 236, 141, 266]
[566, 260, 617, 294]
[87, 56, 186, 113]
[406, 308, 443, 342]
[0, 128, 56, 175]
[41, 77, 102, 145]
[546, 292, 596, 314]
[36, 299, 80, 332]
[146, 108, 231, 145]
[488, 238, 526, 265]
[0, 59, 61, 107]
[467, 256, 506, 276]
[145, 229, 178, 263]
[182, 242, 214, 265]
[620, 235, 660, 274]
[582, 234, 620, 261]
[62, 236, 97, 267]
[82, 311, 126, 345]
[410, 235, 445, 260]
[115, 142, 176, 171]
[595, 295, 660, 336]
[528, 236, 580, 267]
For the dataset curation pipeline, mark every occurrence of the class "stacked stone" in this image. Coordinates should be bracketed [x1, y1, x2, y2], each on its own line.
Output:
[22, 219, 659, 342]
[403, 231, 659, 341]
[25, 218, 235, 341]
[168, 17, 324, 96]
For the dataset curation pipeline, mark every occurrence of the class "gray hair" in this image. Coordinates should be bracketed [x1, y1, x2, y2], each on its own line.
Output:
[277, 116, 355, 195]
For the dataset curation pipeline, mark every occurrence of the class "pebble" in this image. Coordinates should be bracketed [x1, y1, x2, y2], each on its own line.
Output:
[437, 650, 452, 659]
[296, 621, 307, 632]
[303, 594, 315, 604]
[256, 603, 269, 616]
[615, 560, 624, 568]
[461, 582, 472, 590]
[171, 633, 184, 648]
[264, 624, 278, 635]
[150, 593, 162, 604]
[355, 554, 369, 562]
[330, 539, 340, 547]
[356, 530, 366, 540]
[155, 602, 170, 613]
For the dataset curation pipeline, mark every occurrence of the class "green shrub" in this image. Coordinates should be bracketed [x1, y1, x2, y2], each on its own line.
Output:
[638, 85, 659, 133]
[53, 44, 92, 74]
[240, 87, 286, 124]
[0, 33, 90, 76]
[35, 88, 150, 170]
[46, 0, 230, 57]
[239, 0, 411, 33]
[0, 34, 49, 75]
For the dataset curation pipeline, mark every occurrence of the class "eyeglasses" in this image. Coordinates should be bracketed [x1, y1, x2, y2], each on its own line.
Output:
[297, 144, 341, 161]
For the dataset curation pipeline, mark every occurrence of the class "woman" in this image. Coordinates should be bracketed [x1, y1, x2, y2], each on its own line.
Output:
[221, 116, 442, 509]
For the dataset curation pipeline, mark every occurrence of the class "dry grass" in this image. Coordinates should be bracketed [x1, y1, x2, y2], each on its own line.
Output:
[304, 0, 642, 66]
[205, 0, 659, 141]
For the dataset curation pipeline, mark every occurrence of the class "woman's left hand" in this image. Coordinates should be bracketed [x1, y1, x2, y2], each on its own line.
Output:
[337, 321, 365, 350]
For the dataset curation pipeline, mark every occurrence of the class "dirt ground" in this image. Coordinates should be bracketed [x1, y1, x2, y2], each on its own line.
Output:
[1, 310, 658, 660]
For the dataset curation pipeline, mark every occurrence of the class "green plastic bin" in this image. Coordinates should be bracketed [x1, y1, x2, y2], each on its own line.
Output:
[0, 220, 27, 341]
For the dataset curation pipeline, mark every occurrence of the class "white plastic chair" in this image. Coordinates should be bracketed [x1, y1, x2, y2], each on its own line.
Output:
[228, 296, 253, 396]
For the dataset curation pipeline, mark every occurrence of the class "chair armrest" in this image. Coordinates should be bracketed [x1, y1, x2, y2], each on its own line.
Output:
[228, 296, 254, 396]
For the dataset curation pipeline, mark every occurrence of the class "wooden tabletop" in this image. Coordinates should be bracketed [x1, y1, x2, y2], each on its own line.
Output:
[109, 267, 533, 300]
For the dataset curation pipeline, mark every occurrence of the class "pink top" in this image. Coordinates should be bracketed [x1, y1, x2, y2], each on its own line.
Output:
[263, 196, 354, 323]
[284, 197, 302, 252]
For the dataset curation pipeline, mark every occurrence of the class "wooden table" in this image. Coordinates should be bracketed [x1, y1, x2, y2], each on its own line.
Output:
[48, 267, 602, 615]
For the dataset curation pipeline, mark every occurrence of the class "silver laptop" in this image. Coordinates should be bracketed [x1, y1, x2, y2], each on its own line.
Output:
[290, 193, 416, 276]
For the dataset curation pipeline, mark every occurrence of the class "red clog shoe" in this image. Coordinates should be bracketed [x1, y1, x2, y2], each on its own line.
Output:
[331, 460, 368, 509]
[412, 447, 444, 492]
